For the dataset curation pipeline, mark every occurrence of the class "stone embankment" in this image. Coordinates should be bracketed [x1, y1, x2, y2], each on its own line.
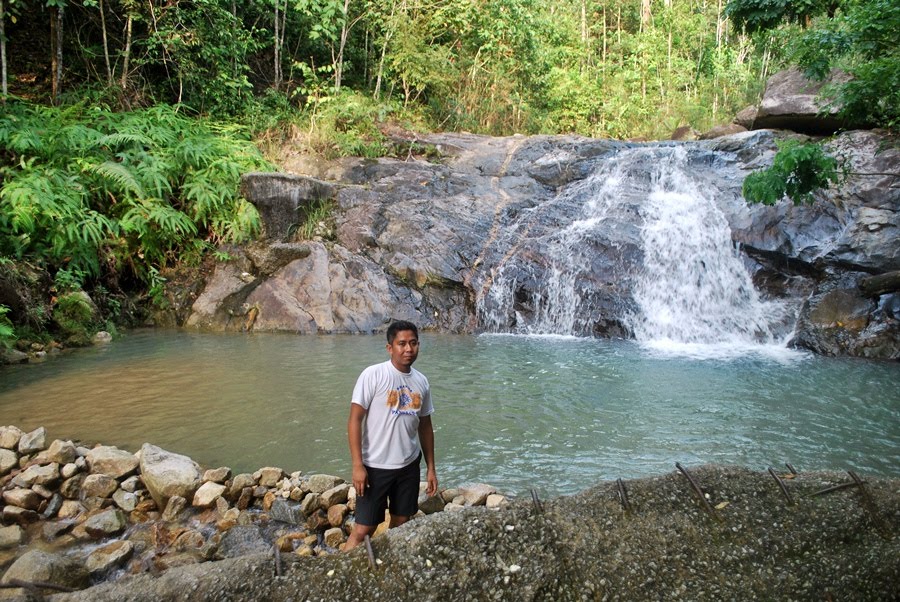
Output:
[0, 425, 505, 598]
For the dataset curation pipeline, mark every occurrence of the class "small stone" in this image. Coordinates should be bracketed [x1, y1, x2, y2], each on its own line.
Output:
[327, 504, 349, 528]
[2, 487, 42, 510]
[162, 495, 188, 521]
[17, 427, 47, 454]
[324, 527, 344, 548]
[262, 491, 277, 511]
[86, 540, 133, 575]
[57, 500, 86, 519]
[13, 462, 60, 488]
[60, 474, 85, 499]
[256, 467, 284, 488]
[459, 483, 496, 506]
[35, 439, 77, 465]
[203, 467, 232, 484]
[113, 489, 138, 512]
[120, 475, 142, 492]
[81, 473, 118, 498]
[60, 462, 79, 479]
[300, 492, 322, 515]
[83, 508, 127, 538]
[305, 474, 344, 494]
[3, 505, 40, 525]
[321, 483, 351, 508]
[0, 425, 23, 450]
[0, 525, 23, 548]
[193, 482, 227, 508]
[0, 448, 17, 475]
[486, 494, 508, 509]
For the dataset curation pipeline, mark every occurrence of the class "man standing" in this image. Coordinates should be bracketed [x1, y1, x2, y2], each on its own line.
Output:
[344, 320, 438, 551]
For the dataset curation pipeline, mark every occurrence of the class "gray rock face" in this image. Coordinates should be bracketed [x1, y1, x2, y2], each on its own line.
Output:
[184, 128, 898, 358]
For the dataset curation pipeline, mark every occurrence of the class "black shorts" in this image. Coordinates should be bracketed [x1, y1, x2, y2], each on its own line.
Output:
[354, 454, 421, 527]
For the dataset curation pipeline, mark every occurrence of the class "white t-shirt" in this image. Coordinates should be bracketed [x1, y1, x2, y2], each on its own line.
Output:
[351, 360, 434, 469]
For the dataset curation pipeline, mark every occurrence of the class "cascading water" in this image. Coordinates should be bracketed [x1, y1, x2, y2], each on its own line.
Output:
[477, 144, 797, 356]
[627, 147, 794, 356]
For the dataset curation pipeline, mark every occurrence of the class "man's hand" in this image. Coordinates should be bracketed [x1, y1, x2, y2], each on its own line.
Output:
[425, 467, 438, 497]
[352, 464, 368, 497]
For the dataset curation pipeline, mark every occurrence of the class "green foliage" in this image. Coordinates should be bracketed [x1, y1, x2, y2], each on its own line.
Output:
[743, 140, 843, 204]
[725, 0, 832, 34]
[0, 306, 14, 349]
[296, 198, 336, 240]
[52, 292, 96, 346]
[0, 101, 273, 291]
[305, 91, 392, 158]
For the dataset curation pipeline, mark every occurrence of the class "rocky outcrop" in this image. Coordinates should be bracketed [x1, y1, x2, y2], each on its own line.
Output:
[180, 124, 899, 357]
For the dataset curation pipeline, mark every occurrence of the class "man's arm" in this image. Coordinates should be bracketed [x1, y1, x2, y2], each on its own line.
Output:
[348, 403, 368, 496]
[418, 415, 438, 496]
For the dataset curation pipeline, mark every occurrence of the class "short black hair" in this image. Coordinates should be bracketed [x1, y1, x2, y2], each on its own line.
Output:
[387, 320, 418, 344]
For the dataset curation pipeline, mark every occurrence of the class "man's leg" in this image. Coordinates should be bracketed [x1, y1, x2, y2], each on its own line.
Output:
[344, 522, 376, 550]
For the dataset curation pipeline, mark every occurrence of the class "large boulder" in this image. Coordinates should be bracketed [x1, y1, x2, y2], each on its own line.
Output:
[139, 444, 202, 510]
[753, 68, 857, 134]
[86, 446, 140, 478]
[1, 549, 89, 591]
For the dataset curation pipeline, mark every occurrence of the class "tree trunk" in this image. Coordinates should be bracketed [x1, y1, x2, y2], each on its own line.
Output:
[860, 271, 900, 298]
[121, 11, 133, 91]
[274, 0, 281, 90]
[51, 6, 64, 103]
[0, 0, 6, 101]
[640, 0, 651, 33]
[99, 0, 113, 85]
[334, 0, 352, 93]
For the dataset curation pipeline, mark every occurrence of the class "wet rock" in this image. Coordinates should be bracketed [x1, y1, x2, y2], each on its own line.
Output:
[86, 540, 133, 576]
[42, 493, 64, 518]
[92, 331, 113, 345]
[113, 489, 138, 512]
[43, 520, 74, 541]
[323, 527, 344, 549]
[300, 492, 321, 516]
[139, 444, 202, 510]
[162, 496, 188, 522]
[320, 484, 350, 508]
[417, 493, 445, 515]
[270, 499, 304, 526]
[1, 549, 89, 591]
[0, 525, 23, 549]
[217, 525, 270, 559]
[459, 483, 496, 506]
[60, 474, 86, 499]
[87, 446, 140, 479]
[83, 508, 127, 538]
[255, 467, 284, 487]
[2, 487, 42, 510]
[34, 439, 78, 465]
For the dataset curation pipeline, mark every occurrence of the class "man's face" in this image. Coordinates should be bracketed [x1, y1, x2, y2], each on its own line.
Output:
[387, 330, 419, 372]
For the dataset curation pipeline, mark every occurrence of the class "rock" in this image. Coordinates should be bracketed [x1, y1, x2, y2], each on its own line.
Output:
[0, 348, 28, 364]
[443, 502, 465, 512]
[699, 124, 748, 140]
[418, 493, 445, 514]
[43, 520, 74, 541]
[13, 462, 59, 488]
[0, 525, 23, 549]
[305, 474, 344, 494]
[60, 473, 86, 499]
[113, 489, 138, 512]
[327, 503, 349, 527]
[226, 473, 256, 500]
[670, 125, 700, 141]
[269, 499, 304, 525]
[2, 487, 42, 510]
[58, 500, 86, 519]
[87, 446, 140, 478]
[441, 488, 459, 503]
[34, 439, 78, 465]
[162, 495, 188, 522]
[17, 426, 46, 454]
[320, 483, 350, 508]
[459, 483, 496, 506]
[754, 68, 858, 134]
[193, 482, 227, 508]
[86, 540, 133, 575]
[139, 443, 202, 509]
[120, 475, 142, 492]
[236, 487, 254, 511]
[305, 510, 329, 532]
[486, 494, 508, 509]
[733, 105, 758, 129]
[1, 549, 89, 590]
[92, 331, 113, 344]
[255, 467, 284, 487]
[173, 529, 206, 552]
[83, 508, 127, 538]
[217, 525, 270, 559]
[300, 492, 321, 516]
[82, 473, 119, 498]
[323, 527, 344, 549]
[42, 493, 64, 518]
[3, 505, 39, 525]
[240, 173, 336, 242]
[61, 462, 80, 479]
[0, 426, 23, 449]
[203, 467, 231, 484]
[0, 448, 18, 475]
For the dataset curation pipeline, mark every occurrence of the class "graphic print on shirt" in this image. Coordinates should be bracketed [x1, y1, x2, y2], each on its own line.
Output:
[386, 386, 422, 416]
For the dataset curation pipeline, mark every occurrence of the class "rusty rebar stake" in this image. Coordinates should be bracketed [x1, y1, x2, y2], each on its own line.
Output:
[675, 462, 719, 520]
[768, 467, 795, 505]
[274, 544, 283, 577]
[785, 463, 798, 475]
[531, 488, 544, 514]
[364, 534, 377, 570]
[809, 480, 866, 497]
[616, 478, 632, 513]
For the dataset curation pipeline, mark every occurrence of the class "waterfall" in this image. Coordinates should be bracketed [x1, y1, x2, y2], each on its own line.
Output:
[477, 145, 795, 356]
[627, 148, 793, 356]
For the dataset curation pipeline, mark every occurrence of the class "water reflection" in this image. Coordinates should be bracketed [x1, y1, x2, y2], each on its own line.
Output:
[0, 330, 897, 496]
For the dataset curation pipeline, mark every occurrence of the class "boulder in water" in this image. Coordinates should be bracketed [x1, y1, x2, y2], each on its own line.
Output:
[139, 444, 202, 510]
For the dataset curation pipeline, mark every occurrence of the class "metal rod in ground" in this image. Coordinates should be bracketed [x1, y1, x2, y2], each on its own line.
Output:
[531, 488, 543, 514]
[616, 478, 631, 513]
[768, 467, 795, 505]
[847, 470, 891, 538]
[675, 462, 719, 520]
[274, 544, 283, 577]
[809, 480, 865, 497]
[365, 534, 377, 570]
[785, 463, 798, 475]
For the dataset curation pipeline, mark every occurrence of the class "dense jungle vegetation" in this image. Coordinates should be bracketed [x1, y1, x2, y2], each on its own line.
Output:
[0, 0, 897, 349]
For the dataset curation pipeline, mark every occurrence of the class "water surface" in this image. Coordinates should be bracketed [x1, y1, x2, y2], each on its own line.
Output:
[1, 330, 897, 496]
